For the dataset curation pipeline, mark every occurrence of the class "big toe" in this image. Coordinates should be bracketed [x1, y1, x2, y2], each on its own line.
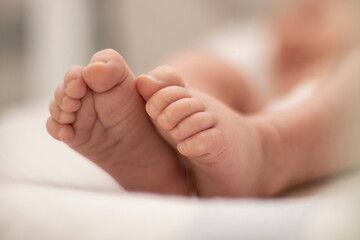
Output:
[83, 49, 133, 93]
[136, 66, 186, 101]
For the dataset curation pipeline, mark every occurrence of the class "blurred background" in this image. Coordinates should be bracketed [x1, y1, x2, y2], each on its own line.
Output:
[0, 0, 275, 111]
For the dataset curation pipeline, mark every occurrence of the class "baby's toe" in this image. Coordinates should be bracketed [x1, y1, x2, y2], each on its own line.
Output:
[146, 86, 191, 119]
[178, 128, 224, 158]
[46, 117, 74, 142]
[157, 98, 205, 130]
[64, 65, 87, 99]
[54, 83, 81, 113]
[147, 66, 186, 89]
[49, 100, 76, 124]
[137, 66, 186, 101]
[170, 111, 216, 141]
[82, 49, 130, 93]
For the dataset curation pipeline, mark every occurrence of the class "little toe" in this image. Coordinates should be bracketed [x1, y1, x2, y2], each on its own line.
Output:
[82, 49, 132, 93]
[136, 66, 186, 101]
[46, 117, 74, 142]
[157, 98, 205, 130]
[49, 100, 76, 124]
[170, 112, 216, 141]
[64, 65, 87, 99]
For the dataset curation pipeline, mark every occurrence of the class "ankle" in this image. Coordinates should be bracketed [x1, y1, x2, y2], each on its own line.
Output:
[250, 118, 288, 196]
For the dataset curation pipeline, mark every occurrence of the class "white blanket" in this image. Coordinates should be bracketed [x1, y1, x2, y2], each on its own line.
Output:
[0, 100, 359, 240]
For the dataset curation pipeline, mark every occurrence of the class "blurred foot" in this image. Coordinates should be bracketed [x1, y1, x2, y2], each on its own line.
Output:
[47, 49, 188, 195]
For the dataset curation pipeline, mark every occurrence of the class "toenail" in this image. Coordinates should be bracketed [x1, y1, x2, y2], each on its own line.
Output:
[92, 60, 108, 65]
[178, 142, 186, 153]
[65, 80, 76, 90]
[146, 103, 157, 116]
[58, 128, 66, 140]
[61, 96, 67, 105]
[145, 74, 159, 81]
[158, 113, 169, 124]
[59, 112, 64, 121]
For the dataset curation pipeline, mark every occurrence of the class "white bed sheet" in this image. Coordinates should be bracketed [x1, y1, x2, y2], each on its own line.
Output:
[1, 181, 354, 240]
[0, 100, 359, 240]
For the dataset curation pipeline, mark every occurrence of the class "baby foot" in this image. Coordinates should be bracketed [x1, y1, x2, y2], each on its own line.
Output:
[137, 66, 283, 197]
[47, 49, 188, 195]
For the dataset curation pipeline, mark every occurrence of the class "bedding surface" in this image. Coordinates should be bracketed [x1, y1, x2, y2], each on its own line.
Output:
[0, 100, 359, 240]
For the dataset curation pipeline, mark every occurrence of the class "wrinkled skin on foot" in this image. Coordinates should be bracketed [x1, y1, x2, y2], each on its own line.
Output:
[47, 49, 188, 195]
[137, 66, 281, 197]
